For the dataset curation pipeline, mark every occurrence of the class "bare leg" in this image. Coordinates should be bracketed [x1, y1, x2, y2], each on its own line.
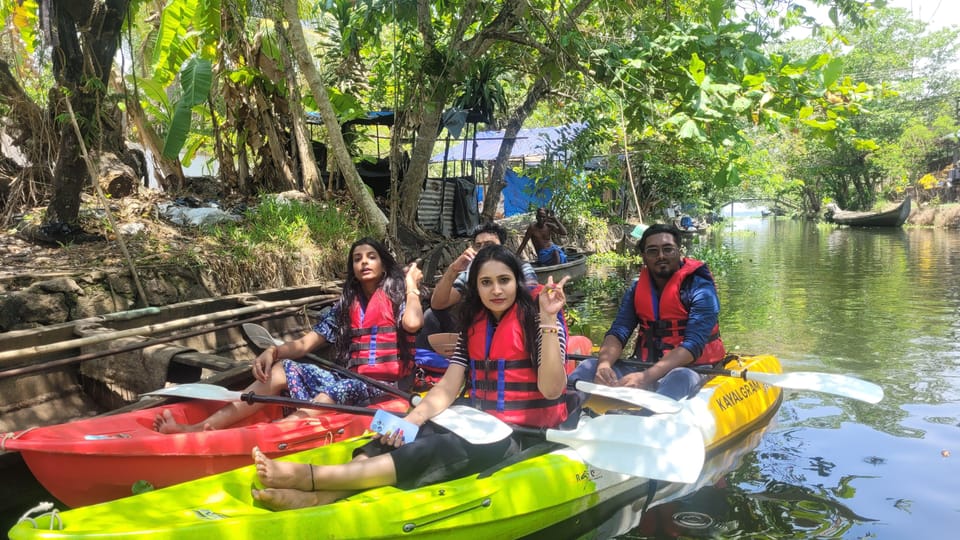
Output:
[252, 453, 371, 509]
[154, 363, 289, 433]
[252, 446, 397, 492]
[279, 392, 334, 422]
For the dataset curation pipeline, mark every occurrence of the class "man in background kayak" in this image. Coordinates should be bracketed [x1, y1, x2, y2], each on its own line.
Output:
[569, 223, 726, 402]
[517, 207, 568, 265]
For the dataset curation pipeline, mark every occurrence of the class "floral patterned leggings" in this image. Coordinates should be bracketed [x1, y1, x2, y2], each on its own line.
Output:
[282, 359, 384, 405]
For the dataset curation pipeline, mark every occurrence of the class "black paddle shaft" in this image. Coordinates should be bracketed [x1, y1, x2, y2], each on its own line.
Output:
[240, 392, 377, 416]
[246, 327, 416, 405]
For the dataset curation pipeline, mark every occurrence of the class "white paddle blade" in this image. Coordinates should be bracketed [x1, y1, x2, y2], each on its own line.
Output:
[745, 371, 884, 404]
[548, 414, 705, 483]
[575, 381, 682, 414]
[243, 323, 284, 349]
[143, 383, 242, 402]
[431, 405, 513, 445]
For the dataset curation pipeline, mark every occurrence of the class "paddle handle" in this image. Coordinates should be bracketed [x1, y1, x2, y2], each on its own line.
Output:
[303, 352, 420, 405]
[240, 392, 376, 416]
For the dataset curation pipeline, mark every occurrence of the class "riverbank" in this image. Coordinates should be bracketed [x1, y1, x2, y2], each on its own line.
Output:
[907, 202, 960, 227]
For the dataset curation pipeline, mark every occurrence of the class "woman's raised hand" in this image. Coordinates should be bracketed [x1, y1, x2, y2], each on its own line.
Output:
[539, 275, 570, 316]
[404, 259, 423, 292]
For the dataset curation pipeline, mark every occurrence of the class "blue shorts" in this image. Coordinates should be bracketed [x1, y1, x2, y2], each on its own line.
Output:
[537, 245, 567, 265]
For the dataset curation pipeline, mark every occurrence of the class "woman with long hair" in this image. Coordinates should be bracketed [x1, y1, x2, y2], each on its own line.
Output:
[154, 237, 423, 433]
[249, 245, 569, 510]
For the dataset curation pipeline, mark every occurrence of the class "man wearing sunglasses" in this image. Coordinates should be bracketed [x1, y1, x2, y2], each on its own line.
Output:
[570, 223, 726, 402]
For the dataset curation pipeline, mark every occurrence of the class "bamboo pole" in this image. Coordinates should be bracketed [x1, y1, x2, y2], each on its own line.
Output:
[0, 294, 337, 364]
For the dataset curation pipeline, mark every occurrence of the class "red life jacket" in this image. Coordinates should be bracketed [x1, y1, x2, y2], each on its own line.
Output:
[632, 258, 725, 365]
[346, 289, 414, 382]
[466, 304, 568, 428]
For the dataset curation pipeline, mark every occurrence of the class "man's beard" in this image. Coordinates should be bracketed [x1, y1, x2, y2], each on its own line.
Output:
[651, 265, 673, 280]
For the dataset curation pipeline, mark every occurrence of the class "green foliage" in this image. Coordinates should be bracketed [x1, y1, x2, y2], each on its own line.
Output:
[566, 273, 631, 340]
[207, 196, 374, 261]
[4, 0, 39, 54]
[523, 123, 618, 221]
[750, 5, 960, 211]
[689, 243, 739, 275]
[453, 58, 508, 125]
[162, 57, 213, 159]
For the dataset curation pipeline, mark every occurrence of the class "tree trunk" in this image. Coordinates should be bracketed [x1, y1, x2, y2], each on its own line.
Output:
[0, 60, 51, 166]
[480, 76, 550, 221]
[45, 0, 131, 229]
[398, 103, 447, 228]
[277, 26, 321, 196]
[252, 90, 298, 190]
[280, 0, 387, 236]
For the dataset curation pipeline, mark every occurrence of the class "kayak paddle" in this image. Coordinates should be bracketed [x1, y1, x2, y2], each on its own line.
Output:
[574, 380, 681, 414]
[567, 354, 884, 404]
[243, 323, 284, 348]
[690, 365, 884, 404]
[245, 323, 681, 412]
[141, 384, 508, 445]
[512, 413, 705, 482]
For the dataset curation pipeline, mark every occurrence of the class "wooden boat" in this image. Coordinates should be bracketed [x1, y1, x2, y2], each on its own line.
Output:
[1, 395, 410, 508]
[8, 355, 784, 540]
[825, 196, 911, 227]
[0, 283, 338, 436]
[531, 248, 588, 284]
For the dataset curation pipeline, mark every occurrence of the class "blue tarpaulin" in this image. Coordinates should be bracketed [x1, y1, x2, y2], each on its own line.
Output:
[503, 169, 551, 217]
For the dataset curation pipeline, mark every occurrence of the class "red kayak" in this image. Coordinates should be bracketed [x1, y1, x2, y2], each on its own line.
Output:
[1, 396, 409, 507]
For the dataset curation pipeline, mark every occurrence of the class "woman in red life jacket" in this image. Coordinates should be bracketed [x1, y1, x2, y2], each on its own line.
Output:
[154, 237, 423, 433]
[249, 245, 569, 510]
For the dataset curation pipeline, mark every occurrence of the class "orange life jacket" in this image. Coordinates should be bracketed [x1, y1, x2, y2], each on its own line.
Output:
[346, 289, 414, 381]
[632, 258, 725, 365]
[466, 304, 568, 428]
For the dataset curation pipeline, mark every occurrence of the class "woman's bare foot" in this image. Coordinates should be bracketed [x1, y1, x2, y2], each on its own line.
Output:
[253, 446, 311, 490]
[153, 409, 213, 434]
[251, 487, 340, 510]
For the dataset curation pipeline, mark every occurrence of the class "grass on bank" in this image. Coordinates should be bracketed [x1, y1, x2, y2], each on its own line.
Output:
[200, 195, 374, 292]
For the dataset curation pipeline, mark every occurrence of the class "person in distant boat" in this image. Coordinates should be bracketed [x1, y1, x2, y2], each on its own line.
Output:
[153, 237, 423, 433]
[416, 222, 538, 388]
[569, 223, 726, 404]
[250, 245, 570, 510]
[517, 207, 568, 265]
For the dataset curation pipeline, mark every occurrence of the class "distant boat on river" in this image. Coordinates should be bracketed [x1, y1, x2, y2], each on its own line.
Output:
[530, 248, 588, 284]
[824, 196, 911, 227]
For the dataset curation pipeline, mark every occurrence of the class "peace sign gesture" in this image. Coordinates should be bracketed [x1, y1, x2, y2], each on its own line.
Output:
[539, 275, 570, 317]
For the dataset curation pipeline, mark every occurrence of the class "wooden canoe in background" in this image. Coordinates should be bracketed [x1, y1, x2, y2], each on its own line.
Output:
[531, 249, 589, 284]
[825, 196, 911, 227]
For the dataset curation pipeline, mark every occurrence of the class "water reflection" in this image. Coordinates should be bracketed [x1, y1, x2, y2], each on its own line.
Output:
[585, 424, 769, 539]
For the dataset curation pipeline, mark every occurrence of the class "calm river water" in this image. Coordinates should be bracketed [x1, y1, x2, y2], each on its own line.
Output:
[579, 217, 960, 539]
